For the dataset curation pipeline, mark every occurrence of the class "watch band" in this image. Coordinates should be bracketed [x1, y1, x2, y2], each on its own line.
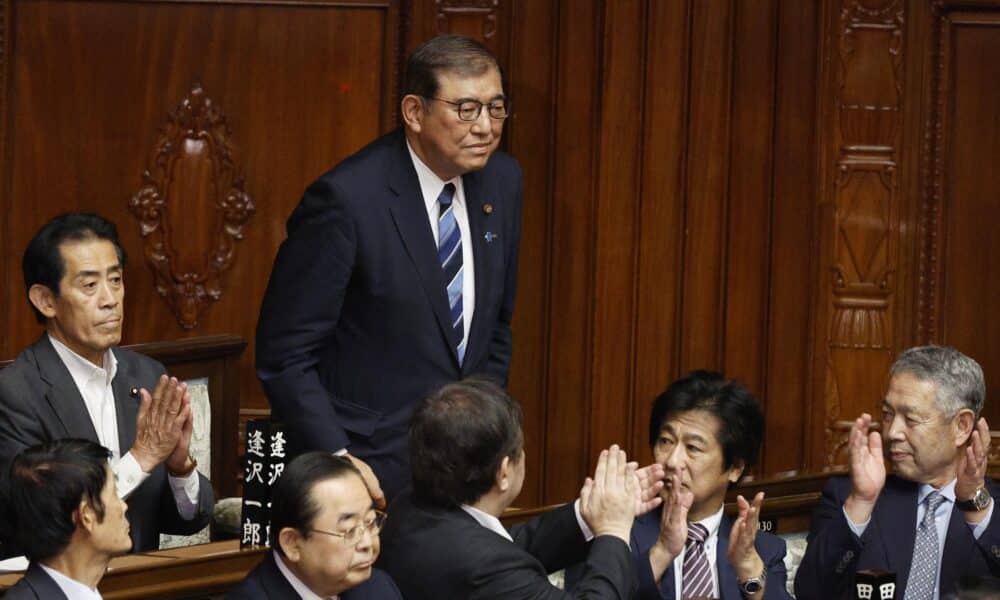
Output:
[739, 567, 767, 595]
[956, 486, 991, 512]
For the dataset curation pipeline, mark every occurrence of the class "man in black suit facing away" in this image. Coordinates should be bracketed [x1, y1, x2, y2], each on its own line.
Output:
[379, 378, 665, 599]
[256, 33, 522, 505]
[0, 213, 214, 553]
[228, 452, 402, 599]
[3, 439, 132, 599]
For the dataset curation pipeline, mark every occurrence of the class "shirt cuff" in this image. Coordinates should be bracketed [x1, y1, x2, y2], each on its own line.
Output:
[113, 452, 150, 499]
[574, 499, 595, 541]
[968, 498, 995, 539]
[843, 505, 870, 538]
[167, 470, 201, 520]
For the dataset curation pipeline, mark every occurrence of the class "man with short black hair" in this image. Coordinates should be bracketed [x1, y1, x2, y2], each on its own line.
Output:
[624, 370, 791, 599]
[0, 213, 214, 553]
[380, 378, 665, 599]
[228, 452, 401, 599]
[796, 346, 1000, 599]
[3, 439, 131, 599]
[256, 33, 522, 504]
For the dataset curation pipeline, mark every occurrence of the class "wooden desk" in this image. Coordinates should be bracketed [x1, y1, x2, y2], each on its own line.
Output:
[0, 541, 266, 599]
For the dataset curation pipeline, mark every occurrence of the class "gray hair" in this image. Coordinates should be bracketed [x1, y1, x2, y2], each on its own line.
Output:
[889, 345, 985, 417]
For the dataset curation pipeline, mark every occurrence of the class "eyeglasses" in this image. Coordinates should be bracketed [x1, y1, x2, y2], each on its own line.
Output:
[309, 510, 387, 546]
[428, 97, 510, 122]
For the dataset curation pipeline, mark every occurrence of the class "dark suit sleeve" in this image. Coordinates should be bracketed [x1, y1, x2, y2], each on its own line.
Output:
[969, 480, 1000, 572]
[794, 478, 862, 599]
[255, 178, 357, 453]
[481, 162, 521, 385]
[0, 370, 50, 473]
[154, 470, 214, 535]
[761, 534, 793, 600]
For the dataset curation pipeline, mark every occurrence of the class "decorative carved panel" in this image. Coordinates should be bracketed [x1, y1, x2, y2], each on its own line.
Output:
[129, 84, 255, 330]
[822, 0, 905, 462]
[436, 0, 499, 39]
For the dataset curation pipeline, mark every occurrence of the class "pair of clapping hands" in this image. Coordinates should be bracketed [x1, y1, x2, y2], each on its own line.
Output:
[130, 375, 196, 475]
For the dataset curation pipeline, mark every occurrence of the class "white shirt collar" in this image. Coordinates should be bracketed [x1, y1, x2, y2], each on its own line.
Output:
[406, 140, 463, 214]
[460, 504, 513, 542]
[692, 504, 725, 539]
[918, 478, 957, 505]
[48, 334, 118, 388]
[273, 551, 339, 600]
[39, 564, 103, 600]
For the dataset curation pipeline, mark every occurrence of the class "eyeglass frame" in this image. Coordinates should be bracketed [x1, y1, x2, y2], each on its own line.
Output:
[426, 96, 511, 122]
[307, 509, 387, 546]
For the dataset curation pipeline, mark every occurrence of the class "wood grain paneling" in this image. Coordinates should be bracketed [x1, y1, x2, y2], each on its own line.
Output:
[2, 0, 399, 417]
[3, 0, 999, 512]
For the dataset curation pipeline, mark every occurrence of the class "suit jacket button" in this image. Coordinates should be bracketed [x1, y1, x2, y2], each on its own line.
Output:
[991, 545, 1000, 558]
[483, 203, 493, 215]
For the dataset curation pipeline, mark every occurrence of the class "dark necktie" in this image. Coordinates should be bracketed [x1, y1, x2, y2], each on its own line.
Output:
[682, 521, 713, 599]
[437, 183, 465, 364]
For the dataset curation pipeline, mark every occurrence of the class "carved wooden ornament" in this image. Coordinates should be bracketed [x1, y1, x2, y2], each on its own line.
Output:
[129, 84, 255, 329]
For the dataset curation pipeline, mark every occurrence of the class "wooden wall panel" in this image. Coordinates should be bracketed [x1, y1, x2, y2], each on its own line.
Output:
[4, 0, 1000, 511]
[1, 1, 399, 417]
[930, 7, 1000, 424]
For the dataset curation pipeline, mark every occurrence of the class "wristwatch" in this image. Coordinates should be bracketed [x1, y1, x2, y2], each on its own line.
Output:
[739, 568, 766, 595]
[956, 486, 992, 512]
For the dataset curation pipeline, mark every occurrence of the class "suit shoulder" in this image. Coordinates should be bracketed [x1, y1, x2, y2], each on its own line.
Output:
[353, 569, 402, 598]
[755, 529, 788, 558]
[113, 347, 167, 378]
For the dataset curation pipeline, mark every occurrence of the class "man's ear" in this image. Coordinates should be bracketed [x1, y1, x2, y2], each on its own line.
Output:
[28, 284, 57, 319]
[400, 94, 426, 133]
[727, 459, 747, 484]
[278, 528, 305, 563]
[954, 408, 976, 447]
[497, 456, 511, 492]
[77, 500, 97, 534]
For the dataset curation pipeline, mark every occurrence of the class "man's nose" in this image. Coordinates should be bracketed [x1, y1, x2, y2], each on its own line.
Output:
[664, 444, 685, 470]
[470, 106, 493, 133]
[97, 281, 119, 307]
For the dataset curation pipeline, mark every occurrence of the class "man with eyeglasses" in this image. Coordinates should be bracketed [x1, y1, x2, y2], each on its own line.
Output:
[256, 32, 521, 506]
[227, 453, 402, 599]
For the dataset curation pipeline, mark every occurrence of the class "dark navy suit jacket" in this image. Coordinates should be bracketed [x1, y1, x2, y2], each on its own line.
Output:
[379, 490, 636, 599]
[623, 507, 790, 599]
[226, 551, 402, 599]
[0, 336, 215, 553]
[795, 475, 1000, 599]
[256, 128, 522, 500]
[2, 563, 69, 600]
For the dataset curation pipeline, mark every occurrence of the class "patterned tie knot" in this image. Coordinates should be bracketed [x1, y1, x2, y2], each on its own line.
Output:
[687, 522, 709, 545]
[438, 182, 456, 208]
[923, 490, 945, 523]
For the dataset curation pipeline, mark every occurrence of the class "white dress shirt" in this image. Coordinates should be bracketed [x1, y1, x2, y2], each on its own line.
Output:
[39, 564, 102, 600]
[845, 478, 994, 600]
[407, 141, 476, 353]
[672, 506, 724, 597]
[274, 551, 339, 600]
[48, 334, 200, 517]
[460, 500, 595, 543]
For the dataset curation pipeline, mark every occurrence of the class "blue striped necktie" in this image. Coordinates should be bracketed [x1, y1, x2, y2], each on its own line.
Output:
[437, 183, 465, 364]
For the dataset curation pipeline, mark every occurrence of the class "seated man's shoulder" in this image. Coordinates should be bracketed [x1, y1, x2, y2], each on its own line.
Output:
[111, 347, 166, 379]
[755, 528, 788, 558]
[352, 568, 402, 598]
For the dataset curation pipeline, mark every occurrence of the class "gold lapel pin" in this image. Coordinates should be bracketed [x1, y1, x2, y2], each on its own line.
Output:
[483, 203, 494, 215]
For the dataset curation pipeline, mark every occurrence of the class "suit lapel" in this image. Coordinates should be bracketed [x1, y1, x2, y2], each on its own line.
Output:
[386, 134, 461, 366]
[716, 517, 740, 600]
[259, 552, 302, 598]
[24, 562, 70, 599]
[111, 349, 138, 454]
[461, 169, 494, 373]
[874, 477, 919, 588]
[33, 337, 99, 442]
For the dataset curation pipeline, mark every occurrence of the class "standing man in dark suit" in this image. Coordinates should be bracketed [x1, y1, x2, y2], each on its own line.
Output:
[0, 213, 214, 553]
[796, 346, 1000, 599]
[621, 370, 790, 599]
[2, 439, 132, 599]
[255, 33, 522, 504]
[227, 452, 401, 600]
[380, 378, 665, 600]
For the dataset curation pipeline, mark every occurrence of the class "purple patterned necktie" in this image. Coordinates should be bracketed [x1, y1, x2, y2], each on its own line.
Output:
[681, 522, 713, 599]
